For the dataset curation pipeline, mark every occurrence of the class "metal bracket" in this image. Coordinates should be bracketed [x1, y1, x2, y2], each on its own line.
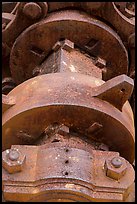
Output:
[94, 75, 134, 111]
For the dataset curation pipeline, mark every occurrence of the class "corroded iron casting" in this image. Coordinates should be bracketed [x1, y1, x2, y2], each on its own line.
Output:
[2, 2, 135, 202]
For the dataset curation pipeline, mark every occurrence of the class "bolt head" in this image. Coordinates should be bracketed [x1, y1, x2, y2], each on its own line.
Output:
[105, 156, 127, 180]
[2, 148, 26, 174]
[23, 3, 42, 19]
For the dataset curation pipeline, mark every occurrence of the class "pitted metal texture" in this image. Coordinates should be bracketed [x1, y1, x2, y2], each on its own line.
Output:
[2, 2, 135, 202]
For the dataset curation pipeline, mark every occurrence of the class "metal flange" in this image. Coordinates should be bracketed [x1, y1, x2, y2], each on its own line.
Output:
[2, 73, 134, 163]
[2, 144, 135, 202]
[10, 10, 128, 84]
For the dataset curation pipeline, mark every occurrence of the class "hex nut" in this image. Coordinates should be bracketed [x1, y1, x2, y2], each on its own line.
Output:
[2, 148, 26, 174]
[105, 156, 127, 180]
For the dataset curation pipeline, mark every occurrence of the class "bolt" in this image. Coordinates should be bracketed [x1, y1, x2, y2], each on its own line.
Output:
[111, 157, 122, 168]
[105, 156, 127, 180]
[8, 149, 20, 161]
[23, 3, 42, 19]
[3, 148, 26, 174]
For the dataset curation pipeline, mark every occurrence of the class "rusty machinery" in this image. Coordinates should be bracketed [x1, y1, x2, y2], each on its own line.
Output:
[2, 2, 135, 202]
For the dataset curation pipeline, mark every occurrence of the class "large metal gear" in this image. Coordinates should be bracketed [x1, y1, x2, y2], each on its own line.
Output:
[2, 2, 135, 202]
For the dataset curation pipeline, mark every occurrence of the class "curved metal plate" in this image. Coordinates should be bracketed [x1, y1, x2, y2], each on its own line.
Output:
[2, 73, 134, 163]
[10, 10, 128, 84]
[2, 145, 134, 202]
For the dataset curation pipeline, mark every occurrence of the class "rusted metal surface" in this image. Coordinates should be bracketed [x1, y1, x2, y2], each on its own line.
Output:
[102, 2, 135, 105]
[2, 73, 134, 163]
[10, 10, 128, 84]
[2, 94, 16, 114]
[2, 148, 26, 174]
[94, 74, 134, 111]
[2, 2, 18, 13]
[36, 39, 102, 79]
[114, 2, 135, 23]
[47, 2, 104, 14]
[102, 2, 135, 42]
[2, 2, 48, 89]
[2, 77, 16, 94]
[2, 2, 135, 202]
[2, 2, 48, 48]
[2, 143, 135, 202]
